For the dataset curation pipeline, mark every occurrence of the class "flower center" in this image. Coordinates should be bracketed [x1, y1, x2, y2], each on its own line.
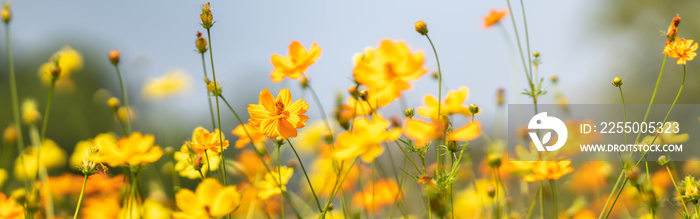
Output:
[275, 101, 285, 115]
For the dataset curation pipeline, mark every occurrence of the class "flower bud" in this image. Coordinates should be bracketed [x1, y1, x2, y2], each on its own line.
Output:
[164, 147, 175, 156]
[625, 167, 640, 182]
[286, 159, 299, 168]
[431, 71, 439, 79]
[49, 60, 61, 79]
[447, 140, 458, 153]
[193, 155, 204, 171]
[485, 185, 496, 198]
[1, 3, 11, 23]
[79, 159, 98, 176]
[658, 155, 670, 166]
[415, 20, 428, 35]
[108, 50, 120, 66]
[487, 153, 502, 168]
[322, 130, 333, 144]
[418, 175, 436, 186]
[275, 136, 285, 146]
[107, 97, 120, 111]
[612, 77, 623, 87]
[496, 88, 505, 106]
[21, 100, 41, 125]
[390, 115, 401, 128]
[195, 31, 208, 54]
[404, 108, 415, 118]
[204, 78, 222, 96]
[348, 85, 359, 98]
[469, 104, 480, 114]
[117, 106, 136, 122]
[3, 124, 17, 145]
[533, 52, 540, 58]
[666, 14, 681, 44]
[200, 2, 214, 29]
[550, 74, 559, 84]
[359, 89, 368, 101]
[300, 75, 309, 89]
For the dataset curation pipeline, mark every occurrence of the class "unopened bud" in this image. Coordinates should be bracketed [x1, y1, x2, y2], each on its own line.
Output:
[533, 52, 540, 58]
[404, 108, 415, 118]
[359, 89, 368, 101]
[205, 78, 222, 96]
[469, 104, 480, 114]
[414, 20, 428, 35]
[107, 97, 120, 111]
[108, 50, 120, 65]
[348, 86, 359, 98]
[286, 159, 299, 168]
[550, 74, 559, 84]
[447, 140, 458, 153]
[200, 2, 214, 29]
[485, 185, 496, 198]
[300, 75, 309, 89]
[164, 147, 175, 156]
[322, 130, 333, 144]
[49, 60, 61, 79]
[431, 71, 439, 79]
[193, 155, 204, 171]
[658, 155, 670, 166]
[612, 77, 623, 87]
[275, 136, 285, 146]
[496, 88, 505, 106]
[390, 115, 401, 128]
[1, 3, 11, 23]
[487, 153, 502, 168]
[626, 167, 640, 182]
[3, 125, 17, 144]
[195, 31, 208, 54]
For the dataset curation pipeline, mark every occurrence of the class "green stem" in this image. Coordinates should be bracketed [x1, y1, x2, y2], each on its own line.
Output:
[286, 139, 322, 212]
[278, 145, 284, 219]
[539, 182, 544, 219]
[505, 0, 532, 82]
[39, 80, 55, 142]
[4, 22, 25, 163]
[114, 65, 131, 134]
[667, 166, 689, 216]
[319, 158, 358, 219]
[205, 29, 228, 186]
[73, 175, 88, 219]
[526, 187, 540, 219]
[519, 0, 533, 76]
[549, 180, 558, 219]
[598, 171, 624, 219]
[634, 55, 667, 145]
[200, 53, 217, 130]
[604, 179, 628, 219]
[425, 34, 443, 174]
[618, 87, 627, 146]
[307, 85, 333, 138]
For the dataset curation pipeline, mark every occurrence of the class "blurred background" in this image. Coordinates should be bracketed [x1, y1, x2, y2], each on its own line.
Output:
[1, 0, 699, 196]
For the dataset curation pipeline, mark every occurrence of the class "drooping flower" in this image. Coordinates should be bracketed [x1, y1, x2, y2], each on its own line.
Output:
[231, 123, 266, 149]
[14, 139, 67, 180]
[142, 69, 192, 99]
[174, 145, 220, 179]
[257, 166, 293, 200]
[247, 88, 309, 139]
[483, 8, 508, 28]
[188, 127, 230, 153]
[270, 41, 322, 82]
[333, 115, 402, 163]
[93, 132, 163, 167]
[173, 178, 241, 218]
[418, 86, 473, 119]
[351, 179, 401, 212]
[446, 121, 482, 142]
[353, 40, 427, 106]
[522, 161, 574, 182]
[663, 38, 698, 65]
[403, 118, 445, 148]
[0, 193, 23, 219]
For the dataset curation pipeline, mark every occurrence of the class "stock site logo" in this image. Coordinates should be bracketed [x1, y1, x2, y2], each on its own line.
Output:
[528, 112, 568, 152]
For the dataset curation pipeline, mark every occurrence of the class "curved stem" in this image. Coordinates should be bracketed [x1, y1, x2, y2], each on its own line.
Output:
[286, 139, 322, 212]
[319, 157, 357, 219]
[114, 65, 131, 134]
[205, 29, 228, 186]
[634, 55, 667, 145]
[598, 171, 624, 219]
[73, 175, 88, 219]
[200, 53, 217, 130]
[505, 0, 531, 82]
[425, 34, 444, 173]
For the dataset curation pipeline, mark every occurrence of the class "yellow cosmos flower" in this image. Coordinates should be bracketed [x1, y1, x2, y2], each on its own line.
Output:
[69, 133, 117, 170]
[523, 161, 574, 182]
[270, 41, 322, 82]
[353, 40, 427, 106]
[483, 8, 508, 28]
[37, 46, 83, 84]
[418, 86, 473, 119]
[0, 193, 25, 219]
[173, 178, 241, 219]
[403, 118, 444, 148]
[663, 38, 698, 65]
[446, 121, 482, 142]
[247, 88, 309, 139]
[142, 69, 192, 99]
[15, 139, 66, 180]
[188, 127, 230, 153]
[257, 166, 293, 200]
[311, 144, 361, 195]
[93, 132, 163, 167]
[174, 145, 220, 179]
[351, 179, 400, 212]
[333, 115, 402, 163]
[453, 179, 503, 218]
[142, 198, 171, 219]
[231, 123, 266, 149]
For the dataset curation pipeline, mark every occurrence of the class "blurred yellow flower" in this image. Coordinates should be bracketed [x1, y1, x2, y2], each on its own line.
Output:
[0, 169, 6, 190]
[21, 99, 41, 125]
[142, 198, 171, 219]
[232, 182, 281, 218]
[403, 118, 444, 148]
[257, 166, 293, 200]
[353, 40, 427, 106]
[418, 86, 473, 119]
[292, 121, 329, 152]
[116, 106, 137, 122]
[93, 132, 163, 167]
[351, 179, 400, 212]
[14, 139, 66, 180]
[311, 144, 361, 195]
[82, 193, 120, 219]
[338, 96, 374, 120]
[446, 121, 482, 142]
[230, 150, 270, 182]
[69, 133, 117, 170]
[174, 145, 220, 179]
[270, 41, 322, 82]
[483, 8, 508, 28]
[173, 178, 241, 219]
[523, 161, 574, 182]
[570, 161, 611, 194]
[0, 193, 25, 219]
[453, 179, 503, 218]
[188, 127, 230, 153]
[247, 88, 309, 139]
[333, 115, 401, 162]
[37, 46, 83, 84]
[663, 38, 698, 65]
[231, 123, 266, 149]
[142, 69, 192, 99]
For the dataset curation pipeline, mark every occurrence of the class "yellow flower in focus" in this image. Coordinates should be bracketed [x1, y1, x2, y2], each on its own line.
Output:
[247, 88, 309, 139]
[37, 46, 83, 84]
[231, 123, 266, 149]
[188, 127, 230, 153]
[663, 38, 698, 65]
[418, 86, 473, 119]
[174, 145, 220, 179]
[173, 178, 241, 219]
[333, 115, 401, 163]
[0, 193, 25, 219]
[142, 69, 192, 99]
[523, 161, 574, 182]
[69, 133, 116, 170]
[446, 121, 482, 142]
[93, 132, 163, 167]
[483, 8, 508, 28]
[353, 40, 427, 106]
[14, 139, 66, 180]
[351, 179, 400, 212]
[270, 41, 322, 82]
[257, 166, 293, 200]
[403, 118, 444, 148]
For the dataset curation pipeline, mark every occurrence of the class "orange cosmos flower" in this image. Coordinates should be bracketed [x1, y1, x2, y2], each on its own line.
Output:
[418, 86, 473, 119]
[483, 8, 508, 28]
[353, 40, 427, 106]
[0, 193, 24, 219]
[403, 118, 445, 148]
[351, 179, 401, 212]
[270, 41, 322, 82]
[232, 123, 266, 148]
[248, 88, 309, 139]
[663, 38, 698, 65]
[187, 127, 229, 153]
[333, 115, 402, 163]
[446, 121, 482, 142]
[173, 178, 241, 219]
[93, 132, 163, 167]
[523, 161, 574, 182]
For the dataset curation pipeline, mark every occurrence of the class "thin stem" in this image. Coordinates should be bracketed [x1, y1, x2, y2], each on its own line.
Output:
[278, 146, 284, 219]
[39, 80, 56, 142]
[206, 29, 228, 186]
[539, 182, 544, 219]
[319, 157, 358, 219]
[526, 187, 540, 219]
[634, 55, 667, 145]
[549, 180, 558, 219]
[618, 87, 627, 147]
[505, 0, 531, 82]
[307, 85, 333, 138]
[667, 166, 690, 216]
[114, 65, 131, 134]
[598, 171, 624, 219]
[519, 0, 533, 76]
[604, 179, 628, 219]
[425, 34, 444, 173]
[4, 22, 26, 167]
[286, 139, 323, 212]
[73, 175, 88, 219]
[200, 53, 217, 130]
